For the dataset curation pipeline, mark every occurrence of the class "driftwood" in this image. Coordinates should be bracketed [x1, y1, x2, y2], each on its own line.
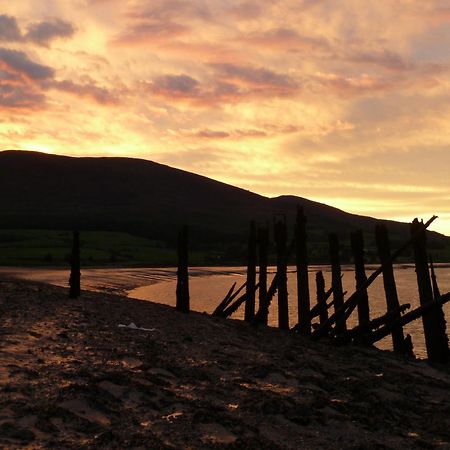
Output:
[375, 224, 406, 353]
[363, 292, 450, 346]
[212, 282, 237, 316]
[336, 303, 411, 345]
[257, 226, 269, 325]
[295, 206, 311, 335]
[329, 233, 346, 334]
[275, 218, 289, 329]
[245, 221, 257, 322]
[252, 238, 295, 325]
[213, 281, 247, 317]
[315, 271, 328, 327]
[350, 230, 370, 327]
[221, 283, 260, 318]
[429, 254, 441, 299]
[293, 289, 347, 333]
[411, 219, 448, 363]
[312, 215, 438, 340]
[310, 275, 344, 319]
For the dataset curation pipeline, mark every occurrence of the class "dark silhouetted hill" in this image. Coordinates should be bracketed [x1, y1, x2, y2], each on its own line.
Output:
[1, 150, 448, 262]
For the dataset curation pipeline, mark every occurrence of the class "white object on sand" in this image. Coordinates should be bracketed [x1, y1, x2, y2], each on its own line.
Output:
[118, 322, 156, 332]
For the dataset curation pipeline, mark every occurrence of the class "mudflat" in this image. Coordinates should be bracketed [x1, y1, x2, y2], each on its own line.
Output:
[0, 278, 448, 449]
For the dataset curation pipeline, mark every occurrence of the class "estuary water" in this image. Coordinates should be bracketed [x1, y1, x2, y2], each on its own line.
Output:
[1, 265, 449, 359]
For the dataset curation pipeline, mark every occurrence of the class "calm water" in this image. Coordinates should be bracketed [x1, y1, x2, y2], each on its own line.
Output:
[1, 265, 449, 359]
[129, 265, 450, 359]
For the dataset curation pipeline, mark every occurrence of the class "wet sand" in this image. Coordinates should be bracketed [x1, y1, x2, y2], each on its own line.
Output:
[0, 278, 449, 449]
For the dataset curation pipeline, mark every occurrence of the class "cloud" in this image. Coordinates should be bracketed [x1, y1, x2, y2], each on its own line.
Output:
[180, 124, 302, 141]
[194, 129, 231, 139]
[46, 79, 117, 104]
[312, 72, 395, 96]
[212, 63, 298, 91]
[125, 0, 212, 22]
[347, 48, 412, 71]
[25, 19, 75, 45]
[0, 15, 75, 45]
[151, 74, 199, 96]
[227, 2, 263, 20]
[0, 15, 22, 42]
[112, 20, 188, 45]
[0, 48, 54, 80]
[146, 66, 299, 106]
[241, 28, 330, 52]
[112, 0, 212, 46]
[0, 48, 54, 110]
[0, 83, 46, 109]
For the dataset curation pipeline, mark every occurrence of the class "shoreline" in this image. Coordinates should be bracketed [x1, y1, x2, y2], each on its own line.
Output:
[0, 277, 449, 448]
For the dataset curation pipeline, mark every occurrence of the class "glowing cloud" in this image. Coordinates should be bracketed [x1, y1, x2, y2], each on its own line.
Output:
[0, 0, 449, 234]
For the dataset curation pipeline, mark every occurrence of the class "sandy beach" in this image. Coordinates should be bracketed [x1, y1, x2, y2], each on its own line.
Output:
[0, 277, 449, 449]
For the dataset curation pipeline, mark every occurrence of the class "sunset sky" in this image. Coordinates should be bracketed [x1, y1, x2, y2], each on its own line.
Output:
[1, 0, 449, 235]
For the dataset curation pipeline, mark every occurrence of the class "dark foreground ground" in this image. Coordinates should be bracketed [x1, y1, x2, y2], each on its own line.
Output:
[0, 278, 449, 449]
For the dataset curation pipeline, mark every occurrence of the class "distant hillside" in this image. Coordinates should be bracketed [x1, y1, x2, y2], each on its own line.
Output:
[1, 150, 449, 264]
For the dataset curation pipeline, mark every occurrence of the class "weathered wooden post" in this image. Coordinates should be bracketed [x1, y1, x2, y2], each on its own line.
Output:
[176, 225, 190, 313]
[313, 216, 438, 341]
[375, 224, 407, 354]
[257, 225, 269, 325]
[69, 230, 81, 299]
[328, 233, 346, 335]
[245, 221, 257, 322]
[350, 230, 370, 327]
[295, 206, 311, 335]
[429, 254, 441, 300]
[315, 271, 328, 327]
[274, 216, 289, 330]
[411, 219, 448, 363]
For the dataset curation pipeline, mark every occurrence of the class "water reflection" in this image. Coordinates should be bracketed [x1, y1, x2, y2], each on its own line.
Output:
[129, 265, 450, 359]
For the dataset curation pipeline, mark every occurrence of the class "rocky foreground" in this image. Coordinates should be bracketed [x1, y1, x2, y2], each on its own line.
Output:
[0, 279, 449, 449]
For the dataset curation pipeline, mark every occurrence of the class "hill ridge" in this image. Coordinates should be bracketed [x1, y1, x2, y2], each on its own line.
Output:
[1, 150, 449, 263]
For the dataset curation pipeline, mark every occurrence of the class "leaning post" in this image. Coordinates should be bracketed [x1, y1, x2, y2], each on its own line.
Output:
[245, 221, 257, 322]
[274, 216, 289, 330]
[257, 225, 269, 325]
[429, 254, 441, 300]
[329, 234, 347, 335]
[295, 206, 311, 335]
[375, 224, 407, 354]
[350, 230, 370, 327]
[69, 231, 81, 299]
[411, 219, 448, 363]
[176, 225, 190, 313]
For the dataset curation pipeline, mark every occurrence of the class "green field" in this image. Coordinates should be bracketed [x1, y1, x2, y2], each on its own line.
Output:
[0, 229, 195, 267]
[1, 228, 449, 267]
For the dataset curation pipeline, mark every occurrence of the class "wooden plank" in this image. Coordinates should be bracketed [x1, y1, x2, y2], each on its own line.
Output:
[212, 282, 236, 316]
[274, 218, 289, 330]
[245, 221, 257, 322]
[329, 233, 346, 335]
[365, 292, 450, 346]
[315, 271, 328, 327]
[257, 226, 269, 325]
[429, 254, 441, 300]
[296, 206, 311, 335]
[312, 216, 438, 340]
[350, 230, 370, 327]
[375, 224, 406, 354]
[411, 219, 448, 363]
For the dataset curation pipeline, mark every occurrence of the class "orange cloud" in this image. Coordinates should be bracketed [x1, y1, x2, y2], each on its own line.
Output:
[239, 28, 330, 52]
